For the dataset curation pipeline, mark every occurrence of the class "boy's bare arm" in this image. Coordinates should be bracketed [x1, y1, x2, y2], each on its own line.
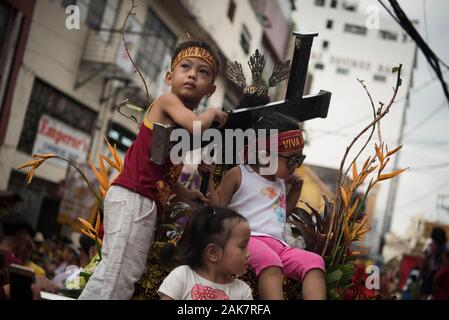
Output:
[172, 181, 208, 207]
[157, 93, 225, 133]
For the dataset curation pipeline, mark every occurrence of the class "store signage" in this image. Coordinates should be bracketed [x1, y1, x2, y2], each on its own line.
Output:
[33, 114, 91, 165]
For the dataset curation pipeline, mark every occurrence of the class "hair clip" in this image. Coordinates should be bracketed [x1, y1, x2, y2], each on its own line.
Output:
[207, 206, 216, 215]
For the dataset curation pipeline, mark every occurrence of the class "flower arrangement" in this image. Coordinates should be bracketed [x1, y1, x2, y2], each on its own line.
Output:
[16, 1, 408, 296]
[16, 137, 122, 292]
[288, 65, 407, 299]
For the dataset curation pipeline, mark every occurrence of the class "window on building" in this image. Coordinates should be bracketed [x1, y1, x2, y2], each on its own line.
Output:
[322, 40, 329, 49]
[136, 9, 176, 82]
[402, 33, 408, 43]
[18, 79, 97, 155]
[342, 1, 357, 11]
[0, 2, 22, 111]
[227, 0, 236, 22]
[373, 74, 386, 82]
[86, 0, 106, 30]
[8, 170, 61, 238]
[331, 0, 338, 8]
[0, 2, 10, 46]
[315, 0, 325, 6]
[62, 0, 77, 7]
[344, 24, 367, 35]
[379, 30, 398, 41]
[240, 24, 251, 55]
[336, 67, 349, 75]
[315, 63, 324, 70]
[326, 20, 333, 29]
[107, 122, 136, 153]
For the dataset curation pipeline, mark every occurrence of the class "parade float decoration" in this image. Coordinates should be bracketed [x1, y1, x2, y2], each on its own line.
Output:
[16, 62, 406, 300]
[16, 2, 406, 300]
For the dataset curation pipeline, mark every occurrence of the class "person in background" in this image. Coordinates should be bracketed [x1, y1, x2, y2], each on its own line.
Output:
[0, 252, 7, 299]
[401, 268, 421, 300]
[433, 248, 449, 300]
[52, 243, 80, 288]
[0, 214, 59, 298]
[79, 234, 97, 268]
[421, 227, 447, 299]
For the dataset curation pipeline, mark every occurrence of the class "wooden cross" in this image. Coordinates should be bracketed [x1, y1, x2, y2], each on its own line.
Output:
[150, 32, 332, 193]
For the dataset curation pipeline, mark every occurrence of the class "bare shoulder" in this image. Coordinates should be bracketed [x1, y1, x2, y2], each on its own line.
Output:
[224, 166, 242, 192]
[149, 93, 183, 124]
[157, 92, 183, 107]
[227, 165, 242, 177]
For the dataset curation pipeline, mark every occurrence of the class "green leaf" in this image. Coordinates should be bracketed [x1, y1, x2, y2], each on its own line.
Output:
[341, 264, 355, 282]
[328, 288, 341, 300]
[326, 269, 343, 284]
[79, 272, 92, 281]
[392, 67, 399, 73]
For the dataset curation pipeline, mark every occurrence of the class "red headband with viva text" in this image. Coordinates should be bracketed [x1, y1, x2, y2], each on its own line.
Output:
[277, 130, 304, 153]
[241, 130, 304, 161]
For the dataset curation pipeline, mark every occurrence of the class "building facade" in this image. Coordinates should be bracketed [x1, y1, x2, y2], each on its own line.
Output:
[0, 0, 295, 236]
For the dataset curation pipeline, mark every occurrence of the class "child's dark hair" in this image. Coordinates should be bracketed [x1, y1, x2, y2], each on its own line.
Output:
[171, 39, 222, 77]
[160, 206, 246, 269]
[253, 112, 300, 136]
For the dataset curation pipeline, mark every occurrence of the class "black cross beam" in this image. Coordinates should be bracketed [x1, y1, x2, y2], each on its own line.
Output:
[151, 32, 332, 193]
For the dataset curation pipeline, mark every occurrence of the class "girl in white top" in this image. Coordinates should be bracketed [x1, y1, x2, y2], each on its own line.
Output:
[158, 206, 253, 300]
[203, 112, 326, 300]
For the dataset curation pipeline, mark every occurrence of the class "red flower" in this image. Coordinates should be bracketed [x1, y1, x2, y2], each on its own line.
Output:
[344, 263, 377, 300]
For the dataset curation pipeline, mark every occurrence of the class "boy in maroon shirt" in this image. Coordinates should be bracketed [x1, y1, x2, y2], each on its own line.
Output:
[79, 40, 227, 300]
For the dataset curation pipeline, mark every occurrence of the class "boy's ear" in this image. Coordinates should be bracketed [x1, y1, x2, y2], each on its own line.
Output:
[165, 71, 173, 86]
[204, 243, 220, 262]
[206, 84, 216, 98]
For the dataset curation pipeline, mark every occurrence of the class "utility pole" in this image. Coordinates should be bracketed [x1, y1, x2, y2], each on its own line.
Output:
[377, 90, 410, 256]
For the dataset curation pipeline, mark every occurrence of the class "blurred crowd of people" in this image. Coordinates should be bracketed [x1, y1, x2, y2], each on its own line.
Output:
[2, 208, 449, 300]
[0, 212, 96, 300]
[401, 227, 449, 300]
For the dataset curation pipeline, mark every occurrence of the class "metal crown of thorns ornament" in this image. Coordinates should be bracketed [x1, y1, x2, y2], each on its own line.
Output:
[150, 32, 332, 166]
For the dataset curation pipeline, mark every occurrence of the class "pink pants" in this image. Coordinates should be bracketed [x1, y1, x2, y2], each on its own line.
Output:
[248, 236, 325, 281]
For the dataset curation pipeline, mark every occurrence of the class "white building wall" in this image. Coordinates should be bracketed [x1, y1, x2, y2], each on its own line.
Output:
[182, 0, 264, 81]
[1, 0, 101, 188]
[293, 0, 417, 253]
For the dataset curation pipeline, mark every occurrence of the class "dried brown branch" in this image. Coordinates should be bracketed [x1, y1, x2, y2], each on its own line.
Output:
[321, 64, 403, 258]
[122, 0, 150, 108]
[341, 79, 378, 183]
[377, 102, 384, 143]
